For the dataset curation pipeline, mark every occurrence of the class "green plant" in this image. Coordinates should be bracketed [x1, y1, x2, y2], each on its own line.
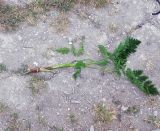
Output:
[27, 37, 159, 95]
[55, 41, 85, 56]
[55, 47, 70, 54]
[125, 69, 158, 95]
[112, 38, 141, 74]
[71, 42, 84, 56]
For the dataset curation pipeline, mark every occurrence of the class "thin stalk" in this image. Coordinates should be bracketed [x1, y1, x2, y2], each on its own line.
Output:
[44, 62, 76, 70]
[26, 59, 103, 74]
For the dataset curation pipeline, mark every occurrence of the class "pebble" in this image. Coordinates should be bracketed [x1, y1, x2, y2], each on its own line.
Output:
[68, 108, 71, 111]
[33, 62, 39, 66]
[153, 111, 158, 116]
[102, 98, 106, 102]
[18, 35, 22, 41]
[69, 41, 73, 45]
[158, 15, 160, 20]
[90, 125, 94, 131]
[56, 112, 60, 116]
[71, 100, 80, 104]
[68, 37, 73, 45]
[121, 106, 128, 111]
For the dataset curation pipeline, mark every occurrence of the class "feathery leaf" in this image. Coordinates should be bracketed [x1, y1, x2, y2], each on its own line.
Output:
[125, 68, 159, 95]
[98, 45, 111, 59]
[113, 37, 141, 74]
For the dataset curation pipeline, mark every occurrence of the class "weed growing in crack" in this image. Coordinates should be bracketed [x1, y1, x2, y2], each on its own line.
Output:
[27, 37, 159, 95]
[52, 13, 70, 33]
[55, 38, 85, 56]
[125, 105, 140, 115]
[0, 102, 8, 113]
[94, 102, 117, 123]
[5, 113, 20, 131]
[69, 113, 78, 124]
[29, 76, 47, 94]
[0, 63, 7, 73]
[145, 115, 160, 128]
[71, 42, 84, 56]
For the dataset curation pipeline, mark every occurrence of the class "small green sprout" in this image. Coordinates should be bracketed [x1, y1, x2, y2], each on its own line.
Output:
[55, 47, 70, 54]
[125, 105, 140, 114]
[0, 63, 7, 73]
[69, 113, 78, 124]
[55, 40, 84, 56]
[71, 42, 84, 56]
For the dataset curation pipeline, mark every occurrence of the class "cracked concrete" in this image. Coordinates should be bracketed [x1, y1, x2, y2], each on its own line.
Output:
[0, 0, 160, 130]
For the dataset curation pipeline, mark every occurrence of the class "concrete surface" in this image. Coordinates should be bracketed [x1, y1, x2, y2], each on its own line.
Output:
[0, 0, 160, 130]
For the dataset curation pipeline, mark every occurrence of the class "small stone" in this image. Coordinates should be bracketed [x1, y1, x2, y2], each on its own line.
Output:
[154, 111, 158, 117]
[68, 108, 71, 111]
[56, 112, 60, 116]
[90, 125, 94, 131]
[68, 37, 72, 41]
[158, 15, 160, 20]
[102, 98, 106, 102]
[69, 42, 73, 45]
[33, 62, 38, 66]
[71, 100, 80, 104]
[68, 37, 73, 45]
[121, 106, 128, 111]
[18, 36, 22, 41]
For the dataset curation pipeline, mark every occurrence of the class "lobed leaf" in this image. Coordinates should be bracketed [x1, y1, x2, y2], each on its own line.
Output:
[125, 68, 159, 95]
[113, 37, 141, 74]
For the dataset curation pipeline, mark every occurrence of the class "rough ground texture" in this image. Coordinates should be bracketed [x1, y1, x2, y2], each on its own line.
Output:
[0, 0, 160, 130]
